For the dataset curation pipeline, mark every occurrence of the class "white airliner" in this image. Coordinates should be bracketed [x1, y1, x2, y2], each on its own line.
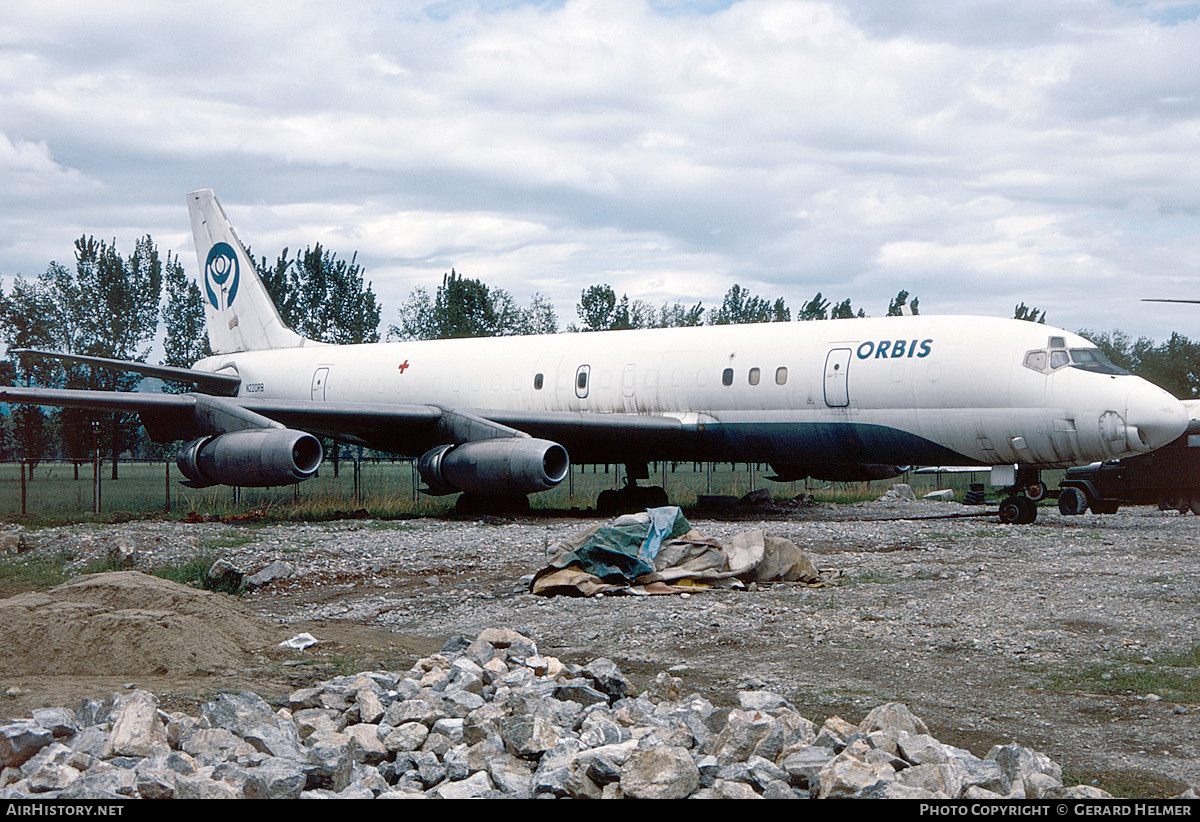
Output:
[1, 189, 1188, 523]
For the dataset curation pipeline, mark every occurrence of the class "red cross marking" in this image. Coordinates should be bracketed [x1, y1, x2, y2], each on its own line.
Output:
[398, 360, 410, 373]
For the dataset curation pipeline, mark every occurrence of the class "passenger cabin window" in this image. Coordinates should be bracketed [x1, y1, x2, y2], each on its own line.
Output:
[776, 367, 788, 385]
[722, 368, 734, 386]
[533, 373, 544, 390]
[748, 367, 760, 386]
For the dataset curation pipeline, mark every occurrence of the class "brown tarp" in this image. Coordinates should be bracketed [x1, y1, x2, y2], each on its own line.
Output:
[531, 512, 836, 597]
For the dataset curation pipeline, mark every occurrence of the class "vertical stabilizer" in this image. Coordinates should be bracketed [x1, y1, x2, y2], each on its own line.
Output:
[187, 189, 306, 354]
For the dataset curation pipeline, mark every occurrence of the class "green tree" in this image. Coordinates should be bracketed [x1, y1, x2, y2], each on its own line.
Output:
[577, 284, 619, 332]
[655, 301, 705, 328]
[523, 293, 560, 335]
[161, 253, 212, 378]
[830, 298, 865, 319]
[1077, 328, 1200, 399]
[0, 285, 57, 476]
[1077, 328, 1134, 371]
[38, 236, 165, 476]
[392, 270, 555, 340]
[253, 247, 301, 330]
[798, 292, 831, 321]
[886, 290, 919, 316]
[708, 284, 790, 325]
[1014, 303, 1046, 323]
[430, 269, 501, 339]
[254, 245, 380, 344]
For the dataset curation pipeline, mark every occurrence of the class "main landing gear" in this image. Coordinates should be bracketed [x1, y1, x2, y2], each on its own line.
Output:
[997, 467, 1046, 525]
[595, 463, 669, 517]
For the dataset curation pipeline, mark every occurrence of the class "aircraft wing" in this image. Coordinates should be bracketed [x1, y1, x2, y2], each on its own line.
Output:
[11, 349, 242, 396]
[0, 386, 685, 460]
[215, 398, 687, 458]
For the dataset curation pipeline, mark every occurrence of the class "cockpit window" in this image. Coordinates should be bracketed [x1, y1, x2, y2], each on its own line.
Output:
[1023, 346, 1128, 375]
[1069, 348, 1129, 375]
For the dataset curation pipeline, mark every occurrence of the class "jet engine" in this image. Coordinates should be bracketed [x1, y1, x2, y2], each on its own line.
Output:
[176, 429, 323, 488]
[768, 463, 907, 483]
[418, 438, 570, 496]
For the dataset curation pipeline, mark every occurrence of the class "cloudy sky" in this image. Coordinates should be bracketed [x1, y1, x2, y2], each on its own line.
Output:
[2, 0, 1200, 342]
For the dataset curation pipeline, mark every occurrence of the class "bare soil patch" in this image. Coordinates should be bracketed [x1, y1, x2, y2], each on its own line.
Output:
[2, 498, 1199, 797]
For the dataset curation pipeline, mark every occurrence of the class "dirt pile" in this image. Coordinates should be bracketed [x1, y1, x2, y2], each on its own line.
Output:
[0, 571, 282, 677]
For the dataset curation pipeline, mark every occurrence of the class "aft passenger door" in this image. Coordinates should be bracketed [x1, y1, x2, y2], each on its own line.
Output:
[311, 367, 329, 401]
[823, 349, 851, 408]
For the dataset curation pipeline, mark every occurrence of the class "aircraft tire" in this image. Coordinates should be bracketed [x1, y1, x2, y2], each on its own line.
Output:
[1189, 494, 1200, 516]
[644, 486, 669, 508]
[1025, 481, 1048, 502]
[999, 496, 1037, 525]
[596, 489, 620, 517]
[1058, 487, 1086, 516]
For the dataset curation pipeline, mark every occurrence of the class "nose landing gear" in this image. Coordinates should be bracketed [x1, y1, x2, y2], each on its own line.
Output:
[998, 467, 1044, 524]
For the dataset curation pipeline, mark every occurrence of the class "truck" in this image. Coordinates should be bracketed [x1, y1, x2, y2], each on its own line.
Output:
[1057, 419, 1200, 515]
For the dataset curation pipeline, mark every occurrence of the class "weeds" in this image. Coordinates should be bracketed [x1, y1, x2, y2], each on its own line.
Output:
[841, 569, 900, 586]
[3, 460, 1032, 524]
[1049, 645, 1200, 703]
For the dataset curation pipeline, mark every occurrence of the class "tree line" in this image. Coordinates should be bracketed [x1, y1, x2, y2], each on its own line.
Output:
[2, 233, 1198, 471]
[0, 236, 380, 474]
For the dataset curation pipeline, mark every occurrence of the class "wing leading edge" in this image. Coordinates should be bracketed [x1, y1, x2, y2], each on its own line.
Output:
[11, 349, 242, 396]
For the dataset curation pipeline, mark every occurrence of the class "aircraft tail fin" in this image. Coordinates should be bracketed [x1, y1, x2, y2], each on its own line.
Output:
[187, 189, 307, 354]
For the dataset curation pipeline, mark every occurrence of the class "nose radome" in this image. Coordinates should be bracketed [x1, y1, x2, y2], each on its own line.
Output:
[1126, 384, 1188, 452]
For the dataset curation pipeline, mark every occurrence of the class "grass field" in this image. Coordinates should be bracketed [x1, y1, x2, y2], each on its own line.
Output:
[0, 458, 1010, 524]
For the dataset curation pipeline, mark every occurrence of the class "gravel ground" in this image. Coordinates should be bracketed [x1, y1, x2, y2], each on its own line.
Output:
[4, 496, 1200, 797]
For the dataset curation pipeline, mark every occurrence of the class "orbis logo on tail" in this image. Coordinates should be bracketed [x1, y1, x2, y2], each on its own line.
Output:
[204, 242, 240, 309]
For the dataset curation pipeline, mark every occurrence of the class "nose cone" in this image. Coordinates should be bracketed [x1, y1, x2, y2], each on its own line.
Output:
[1126, 383, 1188, 452]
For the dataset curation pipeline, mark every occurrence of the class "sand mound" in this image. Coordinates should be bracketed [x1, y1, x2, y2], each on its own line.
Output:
[0, 571, 283, 677]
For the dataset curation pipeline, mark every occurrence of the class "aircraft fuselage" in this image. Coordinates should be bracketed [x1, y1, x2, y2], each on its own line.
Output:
[194, 314, 1185, 471]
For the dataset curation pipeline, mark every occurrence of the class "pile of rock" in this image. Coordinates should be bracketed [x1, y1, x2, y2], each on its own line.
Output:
[1, 628, 1113, 799]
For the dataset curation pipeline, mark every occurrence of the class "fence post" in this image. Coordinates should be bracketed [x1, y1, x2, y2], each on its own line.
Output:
[92, 421, 101, 515]
[164, 460, 171, 514]
[353, 454, 361, 506]
[20, 459, 27, 516]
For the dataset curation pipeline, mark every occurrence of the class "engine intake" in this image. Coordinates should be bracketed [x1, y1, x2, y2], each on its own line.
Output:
[177, 429, 323, 488]
[419, 438, 570, 496]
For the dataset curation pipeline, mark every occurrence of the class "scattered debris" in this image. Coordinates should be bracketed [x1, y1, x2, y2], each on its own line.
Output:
[278, 633, 318, 651]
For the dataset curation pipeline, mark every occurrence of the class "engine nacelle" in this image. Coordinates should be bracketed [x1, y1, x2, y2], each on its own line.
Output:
[177, 429, 323, 488]
[418, 438, 570, 496]
[768, 463, 908, 483]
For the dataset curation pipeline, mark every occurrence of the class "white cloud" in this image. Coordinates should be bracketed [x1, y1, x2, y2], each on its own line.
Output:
[1, 0, 1199, 340]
